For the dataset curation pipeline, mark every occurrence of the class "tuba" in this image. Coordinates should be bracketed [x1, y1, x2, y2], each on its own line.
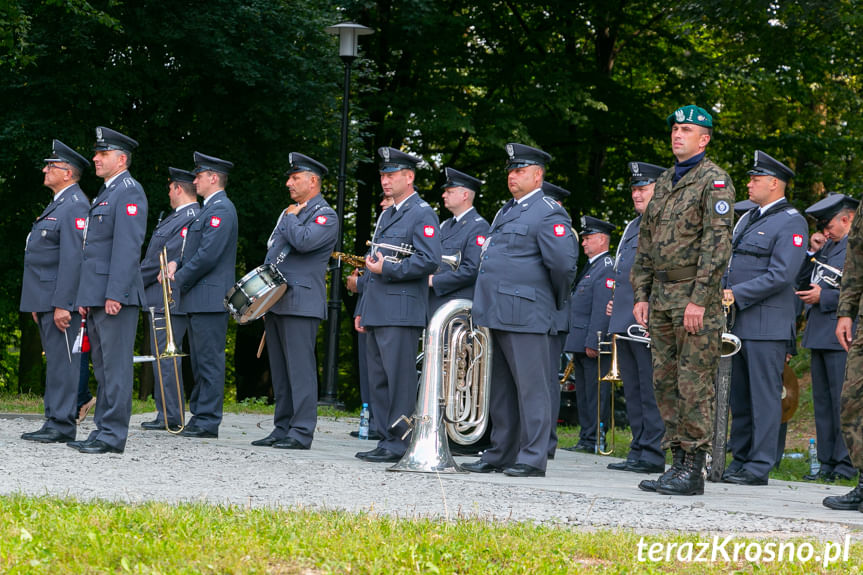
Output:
[389, 298, 492, 473]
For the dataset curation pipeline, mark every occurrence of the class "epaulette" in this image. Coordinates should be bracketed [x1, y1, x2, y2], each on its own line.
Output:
[542, 196, 561, 210]
[122, 177, 136, 188]
[186, 207, 197, 217]
[785, 207, 799, 215]
[603, 256, 613, 267]
[213, 198, 223, 205]
[418, 200, 430, 208]
[474, 216, 483, 222]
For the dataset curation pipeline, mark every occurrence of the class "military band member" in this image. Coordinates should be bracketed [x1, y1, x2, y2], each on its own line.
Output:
[166, 152, 238, 439]
[605, 162, 666, 474]
[631, 105, 734, 495]
[427, 167, 489, 316]
[824, 191, 863, 512]
[463, 143, 578, 477]
[541, 181, 577, 458]
[721, 151, 807, 486]
[20, 140, 90, 444]
[251, 153, 339, 450]
[799, 194, 858, 482]
[139, 167, 199, 431]
[69, 127, 148, 454]
[354, 147, 442, 463]
[563, 216, 615, 453]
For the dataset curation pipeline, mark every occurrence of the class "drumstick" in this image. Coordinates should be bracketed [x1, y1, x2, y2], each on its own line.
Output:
[256, 331, 266, 359]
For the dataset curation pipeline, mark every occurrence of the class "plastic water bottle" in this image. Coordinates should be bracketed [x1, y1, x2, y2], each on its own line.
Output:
[808, 438, 820, 476]
[359, 403, 370, 440]
[598, 422, 606, 453]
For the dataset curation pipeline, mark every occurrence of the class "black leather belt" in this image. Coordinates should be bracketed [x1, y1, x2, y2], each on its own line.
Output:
[655, 265, 697, 282]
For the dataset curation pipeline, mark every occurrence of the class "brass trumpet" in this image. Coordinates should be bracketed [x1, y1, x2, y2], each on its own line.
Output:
[365, 240, 461, 271]
[596, 331, 621, 455]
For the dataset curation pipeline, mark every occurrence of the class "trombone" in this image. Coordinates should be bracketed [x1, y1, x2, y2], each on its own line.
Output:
[366, 240, 461, 271]
[147, 246, 188, 434]
[596, 331, 621, 455]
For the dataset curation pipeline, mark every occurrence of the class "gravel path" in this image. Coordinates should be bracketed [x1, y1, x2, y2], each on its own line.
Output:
[2, 412, 862, 542]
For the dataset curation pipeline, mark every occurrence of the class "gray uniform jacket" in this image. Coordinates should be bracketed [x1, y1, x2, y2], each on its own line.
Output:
[608, 217, 640, 335]
[564, 251, 614, 352]
[140, 204, 200, 313]
[20, 184, 89, 312]
[473, 193, 579, 334]
[264, 193, 339, 319]
[76, 171, 148, 307]
[723, 201, 808, 340]
[174, 191, 238, 314]
[802, 236, 850, 351]
[428, 207, 489, 313]
[357, 193, 442, 327]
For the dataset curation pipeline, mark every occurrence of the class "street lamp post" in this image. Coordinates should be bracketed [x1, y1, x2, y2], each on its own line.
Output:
[321, 22, 373, 405]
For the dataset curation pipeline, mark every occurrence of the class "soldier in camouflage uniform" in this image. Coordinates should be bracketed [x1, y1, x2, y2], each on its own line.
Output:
[824, 197, 863, 512]
[630, 105, 734, 496]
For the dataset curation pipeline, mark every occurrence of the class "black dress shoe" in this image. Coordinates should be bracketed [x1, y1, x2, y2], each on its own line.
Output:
[361, 447, 401, 462]
[141, 419, 182, 432]
[72, 439, 123, 454]
[66, 438, 94, 450]
[251, 435, 281, 447]
[461, 459, 503, 473]
[180, 425, 218, 439]
[626, 460, 666, 474]
[607, 460, 633, 471]
[272, 437, 309, 450]
[355, 447, 383, 460]
[721, 465, 743, 482]
[723, 468, 768, 486]
[503, 463, 545, 477]
[823, 480, 863, 510]
[804, 470, 836, 482]
[21, 428, 75, 443]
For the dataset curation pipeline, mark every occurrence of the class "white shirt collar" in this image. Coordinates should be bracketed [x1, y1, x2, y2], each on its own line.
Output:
[394, 192, 416, 211]
[53, 184, 74, 201]
[175, 201, 197, 212]
[103, 170, 126, 189]
[588, 250, 609, 265]
[516, 188, 542, 204]
[758, 197, 786, 215]
[453, 205, 475, 223]
[204, 190, 225, 206]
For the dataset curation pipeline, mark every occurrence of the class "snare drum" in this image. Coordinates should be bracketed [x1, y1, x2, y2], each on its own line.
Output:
[224, 264, 287, 324]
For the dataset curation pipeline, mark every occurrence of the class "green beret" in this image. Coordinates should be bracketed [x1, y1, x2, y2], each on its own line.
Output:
[666, 105, 713, 128]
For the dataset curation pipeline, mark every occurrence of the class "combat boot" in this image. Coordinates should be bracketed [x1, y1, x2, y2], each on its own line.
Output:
[823, 475, 863, 511]
[656, 450, 705, 496]
[638, 447, 684, 493]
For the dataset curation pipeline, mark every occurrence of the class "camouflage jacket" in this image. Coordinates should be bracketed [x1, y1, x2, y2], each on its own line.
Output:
[838, 199, 863, 318]
[630, 155, 734, 315]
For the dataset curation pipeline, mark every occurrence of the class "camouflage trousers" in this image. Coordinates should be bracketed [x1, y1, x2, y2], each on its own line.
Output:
[841, 319, 863, 470]
[649, 306, 721, 454]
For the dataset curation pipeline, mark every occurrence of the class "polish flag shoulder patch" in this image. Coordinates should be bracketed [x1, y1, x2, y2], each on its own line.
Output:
[180, 227, 188, 238]
[553, 224, 566, 237]
[476, 235, 486, 246]
[210, 216, 221, 228]
[126, 204, 138, 216]
[75, 218, 86, 230]
[605, 278, 615, 289]
[713, 180, 726, 188]
[792, 234, 804, 247]
[423, 225, 435, 238]
[315, 215, 328, 225]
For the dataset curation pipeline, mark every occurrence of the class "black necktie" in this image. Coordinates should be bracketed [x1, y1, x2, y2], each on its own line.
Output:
[502, 199, 515, 215]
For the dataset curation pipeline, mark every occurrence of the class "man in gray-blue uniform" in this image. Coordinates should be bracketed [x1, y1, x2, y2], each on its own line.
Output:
[166, 152, 238, 439]
[722, 150, 807, 485]
[354, 147, 442, 463]
[69, 127, 148, 454]
[798, 193, 859, 481]
[251, 153, 339, 450]
[20, 140, 90, 444]
[463, 143, 578, 477]
[563, 216, 615, 453]
[139, 167, 199, 432]
[428, 167, 489, 316]
[541, 181, 577, 458]
[605, 162, 666, 474]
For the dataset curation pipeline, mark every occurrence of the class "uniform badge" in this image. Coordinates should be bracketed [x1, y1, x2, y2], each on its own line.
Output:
[605, 278, 615, 289]
[630, 162, 639, 175]
[210, 216, 221, 228]
[181, 227, 188, 238]
[423, 225, 435, 237]
[381, 148, 390, 161]
[675, 109, 685, 122]
[476, 235, 486, 246]
[75, 218, 86, 230]
[793, 234, 804, 247]
[713, 180, 726, 188]
[553, 224, 566, 237]
[315, 215, 328, 225]
[41, 230, 47, 237]
[126, 204, 138, 216]
[96, 127, 103, 140]
[714, 200, 730, 215]
[506, 144, 514, 158]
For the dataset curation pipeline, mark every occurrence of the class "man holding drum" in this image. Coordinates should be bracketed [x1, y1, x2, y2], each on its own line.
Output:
[251, 153, 338, 450]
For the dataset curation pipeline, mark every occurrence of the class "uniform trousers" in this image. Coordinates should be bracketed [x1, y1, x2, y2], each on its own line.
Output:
[357, 330, 376, 434]
[616, 337, 665, 466]
[841, 320, 863, 470]
[649, 306, 720, 454]
[186, 312, 229, 434]
[572, 351, 611, 445]
[365, 325, 422, 456]
[37, 310, 81, 437]
[85, 305, 139, 450]
[811, 349, 855, 477]
[265, 314, 320, 448]
[728, 339, 786, 479]
[547, 332, 567, 456]
[147, 311, 188, 426]
[481, 330, 551, 471]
